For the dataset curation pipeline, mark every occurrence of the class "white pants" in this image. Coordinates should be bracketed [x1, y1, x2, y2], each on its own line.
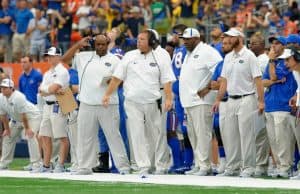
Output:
[255, 127, 270, 170]
[77, 103, 129, 171]
[1, 119, 41, 166]
[265, 112, 295, 172]
[67, 110, 78, 167]
[222, 95, 257, 173]
[124, 100, 164, 171]
[185, 104, 212, 171]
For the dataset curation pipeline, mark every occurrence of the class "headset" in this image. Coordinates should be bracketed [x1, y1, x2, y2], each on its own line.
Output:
[289, 46, 300, 62]
[146, 29, 158, 49]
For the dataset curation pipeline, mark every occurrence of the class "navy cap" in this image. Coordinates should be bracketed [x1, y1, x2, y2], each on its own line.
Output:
[269, 36, 287, 46]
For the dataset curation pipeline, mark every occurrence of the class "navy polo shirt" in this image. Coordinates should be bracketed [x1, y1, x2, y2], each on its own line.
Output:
[19, 69, 43, 104]
[263, 59, 297, 112]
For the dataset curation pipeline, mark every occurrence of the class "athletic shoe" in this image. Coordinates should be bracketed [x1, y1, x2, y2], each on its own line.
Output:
[23, 163, 33, 171]
[31, 165, 52, 173]
[240, 170, 254, 178]
[53, 164, 65, 173]
[71, 168, 93, 175]
[255, 167, 267, 177]
[217, 169, 239, 177]
[193, 169, 211, 176]
[66, 164, 79, 173]
[0, 163, 8, 170]
[119, 169, 131, 175]
[217, 158, 226, 174]
[153, 169, 167, 175]
[184, 167, 200, 175]
[290, 174, 300, 180]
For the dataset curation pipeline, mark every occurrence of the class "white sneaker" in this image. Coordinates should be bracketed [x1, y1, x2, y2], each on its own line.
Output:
[53, 164, 65, 173]
[217, 169, 238, 177]
[0, 163, 8, 170]
[217, 158, 226, 174]
[290, 174, 300, 180]
[255, 167, 267, 177]
[240, 170, 254, 178]
[184, 167, 200, 175]
[23, 163, 33, 171]
[119, 169, 130, 175]
[31, 165, 52, 173]
[71, 168, 93, 175]
[66, 164, 78, 172]
[193, 169, 211, 176]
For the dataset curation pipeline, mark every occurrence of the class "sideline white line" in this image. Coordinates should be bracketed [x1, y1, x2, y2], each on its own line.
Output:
[0, 170, 299, 190]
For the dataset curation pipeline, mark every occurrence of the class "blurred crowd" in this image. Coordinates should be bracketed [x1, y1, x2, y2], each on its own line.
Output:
[0, 0, 300, 63]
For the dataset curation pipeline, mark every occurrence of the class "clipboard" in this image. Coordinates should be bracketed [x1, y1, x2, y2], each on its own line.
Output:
[55, 87, 78, 114]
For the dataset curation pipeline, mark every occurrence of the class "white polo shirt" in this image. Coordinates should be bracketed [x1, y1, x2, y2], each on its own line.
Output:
[73, 51, 120, 105]
[40, 63, 70, 102]
[113, 49, 176, 104]
[0, 91, 41, 122]
[179, 42, 222, 108]
[221, 46, 261, 96]
[257, 53, 269, 74]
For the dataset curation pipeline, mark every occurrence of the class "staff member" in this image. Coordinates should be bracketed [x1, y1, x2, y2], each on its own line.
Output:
[179, 28, 223, 176]
[213, 28, 264, 178]
[0, 78, 41, 170]
[103, 30, 175, 176]
[277, 46, 300, 179]
[37, 47, 70, 173]
[62, 34, 130, 175]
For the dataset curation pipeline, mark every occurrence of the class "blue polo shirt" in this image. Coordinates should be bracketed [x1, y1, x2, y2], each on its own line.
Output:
[69, 68, 79, 104]
[19, 68, 43, 104]
[14, 8, 33, 33]
[211, 42, 224, 58]
[0, 7, 14, 35]
[263, 59, 297, 112]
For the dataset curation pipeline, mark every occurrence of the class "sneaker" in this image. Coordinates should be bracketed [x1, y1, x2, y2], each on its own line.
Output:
[255, 167, 267, 177]
[153, 169, 167, 175]
[217, 169, 239, 177]
[193, 169, 211, 176]
[31, 165, 52, 173]
[290, 174, 300, 180]
[23, 163, 33, 171]
[71, 168, 93, 175]
[185, 167, 200, 175]
[217, 158, 226, 174]
[119, 169, 130, 175]
[0, 163, 8, 170]
[240, 170, 254, 178]
[53, 164, 65, 173]
[66, 164, 78, 173]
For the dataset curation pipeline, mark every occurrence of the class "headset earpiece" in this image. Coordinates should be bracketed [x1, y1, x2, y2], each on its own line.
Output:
[294, 50, 300, 62]
[147, 30, 156, 48]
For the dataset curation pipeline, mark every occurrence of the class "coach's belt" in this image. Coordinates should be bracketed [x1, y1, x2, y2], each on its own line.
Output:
[46, 101, 58, 105]
[221, 97, 228, 102]
[228, 93, 255, 100]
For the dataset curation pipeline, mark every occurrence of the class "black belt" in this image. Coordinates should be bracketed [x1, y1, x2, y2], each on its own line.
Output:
[46, 101, 57, 105]
[229, 93, 254, 100]
[221, 97, 228, 102]
[160, 88, 164, 90]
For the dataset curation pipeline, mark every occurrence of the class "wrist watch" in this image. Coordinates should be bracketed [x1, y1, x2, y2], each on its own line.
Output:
[269, 59, 275, 63]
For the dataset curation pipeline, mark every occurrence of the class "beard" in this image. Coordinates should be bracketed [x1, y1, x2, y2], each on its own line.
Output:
[232, 38, 240, 49]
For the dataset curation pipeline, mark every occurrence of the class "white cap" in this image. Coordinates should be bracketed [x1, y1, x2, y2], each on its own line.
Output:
[180, 28, 200, 39]
[0, 78, 14, 88]
[224, 28, 245, 37]
[278, 49, 293, 59]
[148, 29, 160, 41]
[44, 47, 62, 56]
[130, 6, 140, 13]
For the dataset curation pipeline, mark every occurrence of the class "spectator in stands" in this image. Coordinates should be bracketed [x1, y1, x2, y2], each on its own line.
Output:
[150, 0, 170, 33]
[47, 0, 62, 11]
[27, 6, 48, 62]
[283, 12, 298, 36]
[126, 6, 146, 38]
[286, 34, 300, 49]
[140, 0, 152, 28]
[52, 2, 73, 54]
[179, 0, 194, 27]
[268, 8, 284, 36]
[76, 0, 93, 36]
[0, 0, 14, 63]
[210, 27, 224, 57]
[11, 0, 34, 62]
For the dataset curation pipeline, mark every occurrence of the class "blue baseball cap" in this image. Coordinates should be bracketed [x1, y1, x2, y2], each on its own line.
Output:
[269, 36, 287, 46]
[286, 34, 300, 45]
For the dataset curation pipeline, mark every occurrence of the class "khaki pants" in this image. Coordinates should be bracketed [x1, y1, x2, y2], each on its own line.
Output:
[186, 104, 212, 171]
[222, 95, 257, 173]
[0, 119, 41, 167]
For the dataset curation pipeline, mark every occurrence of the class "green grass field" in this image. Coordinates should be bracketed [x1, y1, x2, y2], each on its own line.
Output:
[1, 158, 299, 194]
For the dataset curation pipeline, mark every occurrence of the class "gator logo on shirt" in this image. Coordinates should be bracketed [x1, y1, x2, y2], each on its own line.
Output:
[194, 55, 199, 58]
[105, 62, 111, 67]
[239, 60, 244, 63]
[149, 63, 157, 67]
